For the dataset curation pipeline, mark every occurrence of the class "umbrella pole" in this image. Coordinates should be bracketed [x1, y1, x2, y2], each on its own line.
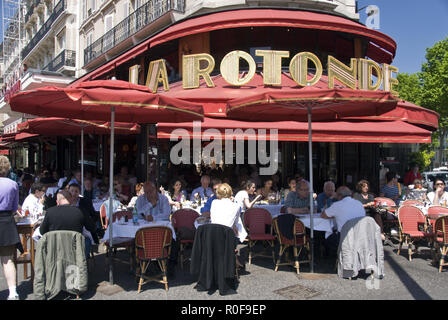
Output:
[307, 105, 314, 273]
[81, 127, 84, 196]
[108, 106, 115, 285]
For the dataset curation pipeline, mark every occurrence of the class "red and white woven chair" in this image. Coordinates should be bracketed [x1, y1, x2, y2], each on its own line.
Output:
[433, 216, 448, 272]
[243, 208, 276, 266]
[135, 226, 173, 292]
[170, 208, 199, 270]
[397, 205, 433, 261]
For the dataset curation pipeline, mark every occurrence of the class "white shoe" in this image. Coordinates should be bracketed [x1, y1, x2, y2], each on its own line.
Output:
[7, 295, 19, 301]
[390, 229, 398, 236]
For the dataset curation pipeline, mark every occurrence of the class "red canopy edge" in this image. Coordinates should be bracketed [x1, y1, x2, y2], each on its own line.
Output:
[73, 8, 396, 84]
[157, 118, 431, 143]
[17, 117, 141, 136]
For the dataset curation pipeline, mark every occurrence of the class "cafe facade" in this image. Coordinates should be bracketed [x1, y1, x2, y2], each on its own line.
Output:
[72, 4, 438, 193]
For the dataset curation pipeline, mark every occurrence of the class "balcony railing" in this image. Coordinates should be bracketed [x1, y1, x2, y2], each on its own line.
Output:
[84, 0, 185, 66]
[43, 50, 76, 72]
[25, 0, 40, 23]
[21, 0, 66, 60]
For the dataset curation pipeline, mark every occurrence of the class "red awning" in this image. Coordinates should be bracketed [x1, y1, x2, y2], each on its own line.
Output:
[73, 8, 396, 84]
[157, 117, 431, 143]
[15, 132, 39, 141]
[18, 117, 141, 136]
[0, 150, 9, 155]
[160, 73, 439, 130]
[343, 100, 439, 130]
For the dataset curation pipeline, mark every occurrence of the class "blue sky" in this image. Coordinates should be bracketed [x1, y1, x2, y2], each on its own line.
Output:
[358, 0, 448, 75]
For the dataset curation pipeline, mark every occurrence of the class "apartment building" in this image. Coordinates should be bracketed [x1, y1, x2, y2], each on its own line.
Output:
[80, 0, 358, 74]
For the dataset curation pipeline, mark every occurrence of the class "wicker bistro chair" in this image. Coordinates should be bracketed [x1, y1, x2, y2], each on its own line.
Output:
[433, 216, 448, 272]
[243, 208, 276, 266]
[427, 206, 448, 232]
[104, 211, 135, 271]
[135, 226, 173, 292]
[374, 197, 399, 237]
[272, 215, 310, 274]
[397, 206, 433, 261]
[170, 209, 199, 270]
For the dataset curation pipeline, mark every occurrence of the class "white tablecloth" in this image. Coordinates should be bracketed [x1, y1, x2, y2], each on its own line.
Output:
[253, 204, 283, 217]
[253, 205, 334, 239]
[102, 219, 176, 242]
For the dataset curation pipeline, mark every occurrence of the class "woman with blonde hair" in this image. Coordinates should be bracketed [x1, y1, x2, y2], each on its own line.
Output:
[210, 183, 247, 268]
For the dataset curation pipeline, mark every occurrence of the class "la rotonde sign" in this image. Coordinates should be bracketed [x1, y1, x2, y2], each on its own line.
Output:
[129, 50, 398, 96]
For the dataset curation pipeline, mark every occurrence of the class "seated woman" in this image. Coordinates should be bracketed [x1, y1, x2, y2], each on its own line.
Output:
[113, 178, 129, 204]
[353, 179, 385, 241]
[283, 177, 296, 201]
[234, 180, 262, 213]
[166, 179, 188, 210]
[128, 182, 145, 208]
[380, 171, 400, 205]
[210, 183, 247, 267]
[427, 178, 448, 206]
[256, 177, 276, 200]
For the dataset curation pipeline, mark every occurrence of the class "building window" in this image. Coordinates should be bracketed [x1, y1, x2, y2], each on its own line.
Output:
[123, 0, 130, 19]
[57, 29, 66, 53]
[104, 14, 114, 50]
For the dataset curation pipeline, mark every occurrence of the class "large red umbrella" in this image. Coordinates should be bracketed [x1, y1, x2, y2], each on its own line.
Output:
[10, 80, 203, 123]
[224, 76, 399, 273]
[10, 80, 204, 285]
[18, 117, 141, 195]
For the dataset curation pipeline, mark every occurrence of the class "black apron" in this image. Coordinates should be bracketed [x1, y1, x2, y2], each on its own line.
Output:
[0, 211, 21, 247]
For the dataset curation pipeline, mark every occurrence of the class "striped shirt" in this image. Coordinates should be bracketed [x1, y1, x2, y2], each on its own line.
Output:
[381, 184, 400, 205]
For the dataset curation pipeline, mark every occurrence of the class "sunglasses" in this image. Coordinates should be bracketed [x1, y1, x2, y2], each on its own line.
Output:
[435, 183, 445, 186]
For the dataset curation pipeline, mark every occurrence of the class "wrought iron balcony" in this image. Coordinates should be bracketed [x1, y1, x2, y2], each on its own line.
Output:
[84, 0, 185, 66]
[25, 0, 40, 23]
[43, 50, 76, 72]
[21, 0, 66, 60]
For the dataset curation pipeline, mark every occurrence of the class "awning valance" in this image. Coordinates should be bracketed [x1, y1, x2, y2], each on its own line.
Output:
[157, 117, 432, 143]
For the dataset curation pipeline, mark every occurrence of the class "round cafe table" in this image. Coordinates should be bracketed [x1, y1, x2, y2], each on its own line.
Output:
[102, 218, 176, 242]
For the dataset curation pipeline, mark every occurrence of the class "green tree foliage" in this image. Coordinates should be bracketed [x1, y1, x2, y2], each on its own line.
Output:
[397, 73, 421, 105]
[408, 150, 435, 172]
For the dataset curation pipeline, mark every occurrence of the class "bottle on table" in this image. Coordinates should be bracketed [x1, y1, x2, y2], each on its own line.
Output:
[132, 206, 139, 225]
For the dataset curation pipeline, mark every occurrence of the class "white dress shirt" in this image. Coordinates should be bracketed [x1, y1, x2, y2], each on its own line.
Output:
[324, 196, 366, 232]
[210, 198, 248, 242]
[135, 193, 171, 220]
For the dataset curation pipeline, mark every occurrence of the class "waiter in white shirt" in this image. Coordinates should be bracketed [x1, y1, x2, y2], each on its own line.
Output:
[190, 175, 213, 201]
[135, 181, 171, 221]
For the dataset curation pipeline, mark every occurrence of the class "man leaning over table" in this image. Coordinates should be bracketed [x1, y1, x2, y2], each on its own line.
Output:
[135, 181, 171, 221]
[321, 186, 365, 258]
[135, 181, 177, 278]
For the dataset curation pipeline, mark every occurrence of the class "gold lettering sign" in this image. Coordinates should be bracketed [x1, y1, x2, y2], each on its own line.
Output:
[382, 64, 399, 97]
[255, 50, 290, 85]
[145, 59, 170, 93]
[328, 56, 358, 90]
[358, 58, 383, 91]
[135, 50, 398, 94]
[182, 53, 215, 89]
[289, 52, 323, 87]
[128, 65, 140, 84]
[220, 50, 256, 86]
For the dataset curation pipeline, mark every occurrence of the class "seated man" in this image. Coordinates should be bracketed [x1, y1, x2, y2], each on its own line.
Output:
[135, 181, 171, 221]
[190, 175, 214, 202]
[284, 180, 311, 214]
[200, 179, 221, 218]
[68, 183, 98, 225]
[39, 190, 99, 259]
[316, 181, 337, 212]
[321, 186, 366, 256]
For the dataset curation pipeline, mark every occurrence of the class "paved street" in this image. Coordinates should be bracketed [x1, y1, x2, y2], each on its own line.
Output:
[1, 239, 447, 301]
